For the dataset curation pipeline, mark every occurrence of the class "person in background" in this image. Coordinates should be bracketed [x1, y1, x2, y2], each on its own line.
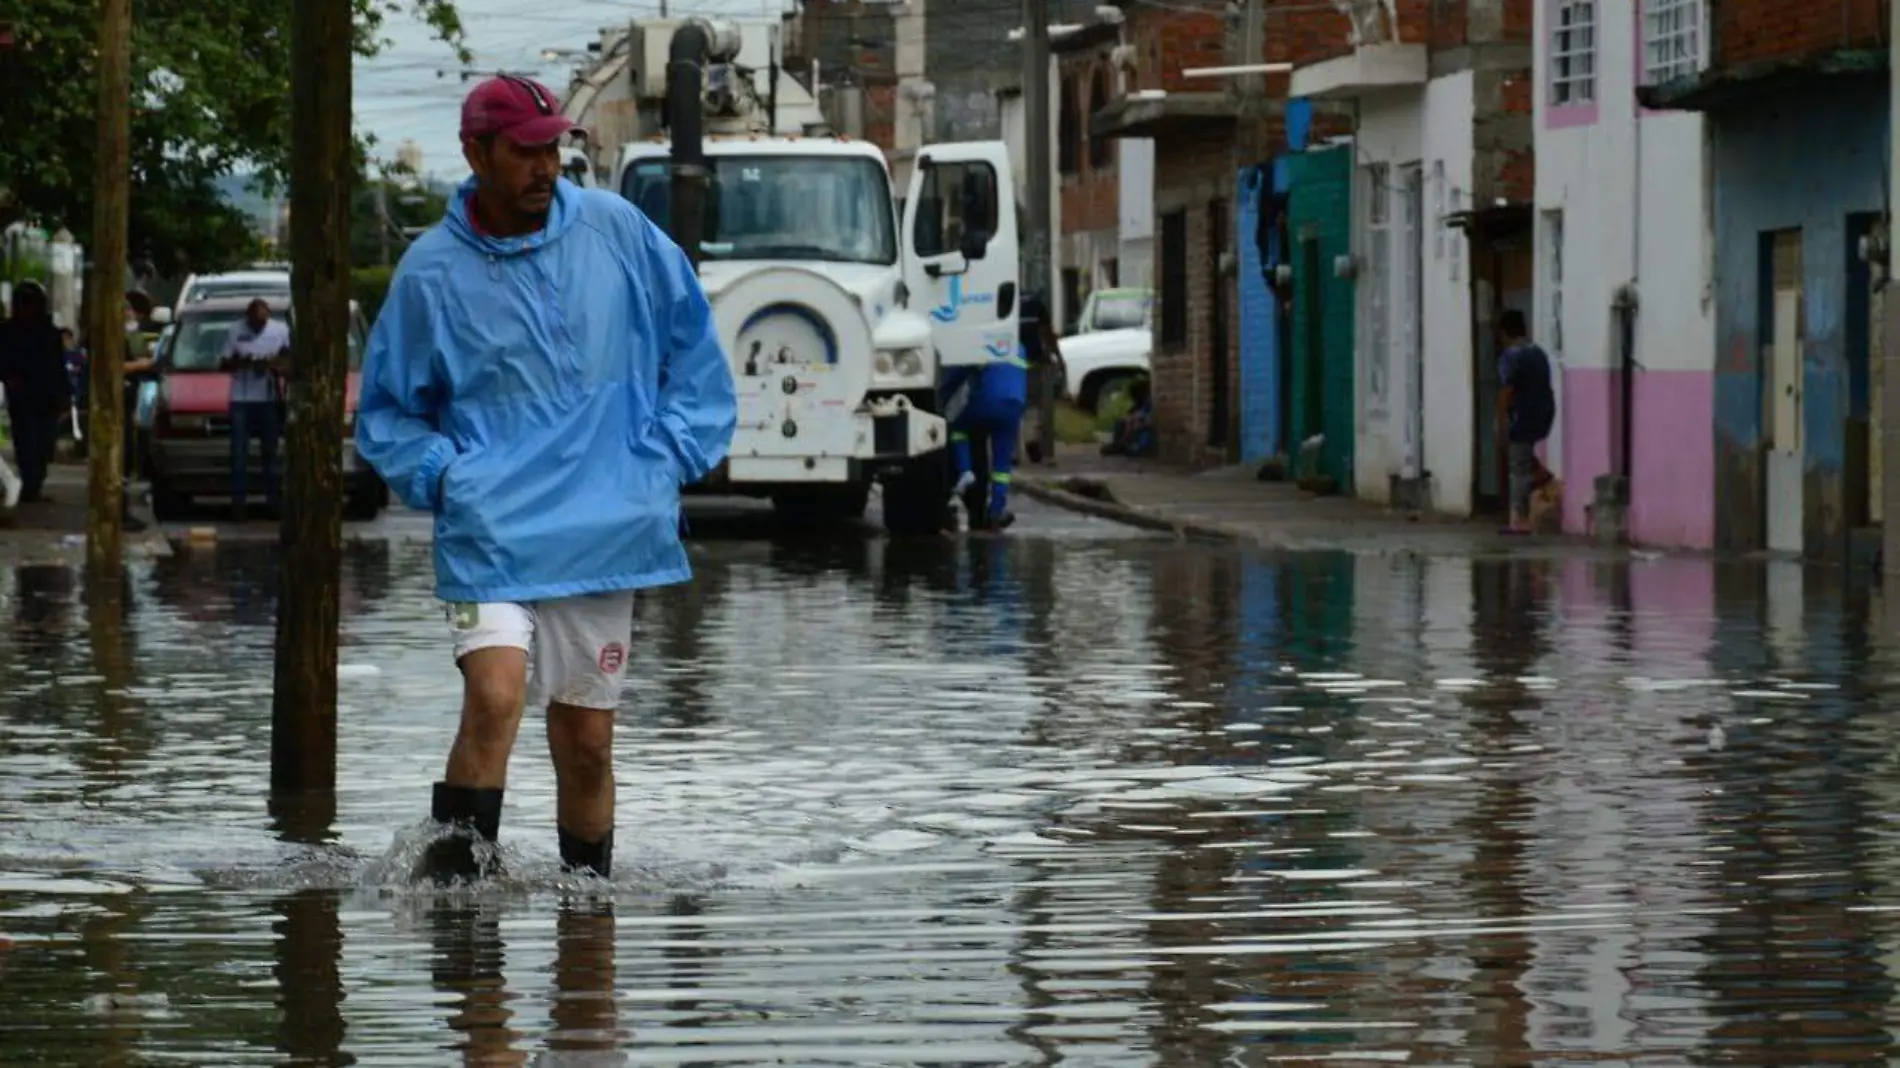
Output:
[1495, 307, 1556, 535]
[118, 297, 156, 533]
[0, 282, 71, 504]
[1101, 376, 1155, 458]
[59, 327, 87, 453]
[220, 298, 288, 520]
[1016, 288, 1062, 466]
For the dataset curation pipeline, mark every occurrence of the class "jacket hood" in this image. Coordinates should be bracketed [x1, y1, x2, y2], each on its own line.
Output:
[443, 176, 581, 256]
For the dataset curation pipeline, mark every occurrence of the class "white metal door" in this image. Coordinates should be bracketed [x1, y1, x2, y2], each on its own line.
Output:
[1766, 230, 1803, 554]
[899, 141, 1021, 368]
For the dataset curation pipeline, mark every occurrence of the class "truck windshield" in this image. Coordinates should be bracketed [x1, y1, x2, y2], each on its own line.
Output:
[620, 154, 897, 265]
[1088, 291, 1151, 331]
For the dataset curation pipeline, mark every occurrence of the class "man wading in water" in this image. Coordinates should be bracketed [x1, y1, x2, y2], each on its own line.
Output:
[355, 75, 737, 882]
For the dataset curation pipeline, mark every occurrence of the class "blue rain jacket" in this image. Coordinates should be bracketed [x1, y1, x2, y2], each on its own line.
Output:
[943, 347, 1030, 429]
[354, 177, 737, 603]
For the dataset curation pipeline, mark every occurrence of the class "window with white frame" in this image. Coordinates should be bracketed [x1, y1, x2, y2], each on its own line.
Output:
[1642, 0, 1703, 85]
[1549, 0, 1597, 106]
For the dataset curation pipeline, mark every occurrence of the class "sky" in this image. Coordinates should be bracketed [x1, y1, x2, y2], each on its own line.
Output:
[351, 0, 791, 183]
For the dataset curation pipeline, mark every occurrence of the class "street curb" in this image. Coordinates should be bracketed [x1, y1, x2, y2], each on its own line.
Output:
[1016, 477, 1239, 543]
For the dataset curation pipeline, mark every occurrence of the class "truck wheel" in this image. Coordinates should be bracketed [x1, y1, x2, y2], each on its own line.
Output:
[880, 453, 954, 537]
[771, 482, 871, 526]
[1079, 371, 1134, 415]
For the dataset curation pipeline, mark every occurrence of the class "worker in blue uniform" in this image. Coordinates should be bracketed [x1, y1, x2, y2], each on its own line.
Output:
[942, 289, 1059, 532]
[945, 341, 1031, 532]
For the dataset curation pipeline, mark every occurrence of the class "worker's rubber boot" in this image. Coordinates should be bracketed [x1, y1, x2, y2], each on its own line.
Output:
[558, 826, 614, 880]
[422, 782, 504, 885]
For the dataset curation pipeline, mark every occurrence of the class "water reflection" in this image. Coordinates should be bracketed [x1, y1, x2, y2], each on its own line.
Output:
[276, 890, 352, 1066]
[8, 534, 1900, 1062]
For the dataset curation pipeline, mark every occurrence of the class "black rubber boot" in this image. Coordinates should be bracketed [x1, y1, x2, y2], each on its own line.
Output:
[557, 826, 614, 879]
[422, 782, 504, 885]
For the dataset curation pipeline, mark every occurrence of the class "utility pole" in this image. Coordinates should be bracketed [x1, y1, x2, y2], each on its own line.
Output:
[375, 173, 391, 267]
[272, 0, 354, 797]
[1886, 0, 1900, 582]
[1023, 0, 1055, 464]
[85, 0, 132, 575]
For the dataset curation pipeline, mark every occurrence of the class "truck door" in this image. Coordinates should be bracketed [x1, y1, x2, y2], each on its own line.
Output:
[900, 141, 1020, 368]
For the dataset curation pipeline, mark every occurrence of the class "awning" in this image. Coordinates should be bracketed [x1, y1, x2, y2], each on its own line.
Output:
[1091, 91, 1236, 140]
[1636, 48, 1886, 112]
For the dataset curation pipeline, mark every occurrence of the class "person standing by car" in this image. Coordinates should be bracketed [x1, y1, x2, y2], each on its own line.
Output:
[221, 298, 288, 519]
[0, 282, 70, 504]
[354, 75, 736, 883]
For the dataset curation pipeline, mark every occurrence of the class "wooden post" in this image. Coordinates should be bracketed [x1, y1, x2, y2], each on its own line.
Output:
[84, 0, 132, 574]
[271, 0, 353, 796]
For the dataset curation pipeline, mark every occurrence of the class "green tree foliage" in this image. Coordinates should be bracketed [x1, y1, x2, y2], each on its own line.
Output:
[350, 167, 447, 269]
[0, 1, 466, 272]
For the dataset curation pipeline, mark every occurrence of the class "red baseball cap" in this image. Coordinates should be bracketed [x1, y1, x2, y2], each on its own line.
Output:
[460, 75, 582, 146]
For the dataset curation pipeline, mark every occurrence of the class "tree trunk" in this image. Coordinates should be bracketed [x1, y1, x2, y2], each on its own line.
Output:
[84, 0, 132, 574]
[272, 0, 353, 796]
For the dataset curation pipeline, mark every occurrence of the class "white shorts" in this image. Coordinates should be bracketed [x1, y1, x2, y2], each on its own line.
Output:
[445, 591, 635, 711]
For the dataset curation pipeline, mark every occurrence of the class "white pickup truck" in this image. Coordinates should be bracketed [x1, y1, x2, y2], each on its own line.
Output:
[1057, 286, 1151, 412]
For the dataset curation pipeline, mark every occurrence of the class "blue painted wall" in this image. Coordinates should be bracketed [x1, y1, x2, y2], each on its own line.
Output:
[1709, 79, 1888, 555]
[1237, 166, 1280, 462]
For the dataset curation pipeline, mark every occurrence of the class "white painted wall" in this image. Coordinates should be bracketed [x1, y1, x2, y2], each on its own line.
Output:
[1351, 75, 1475, 512]
[995, 61, 1063, 318]
[1532, 0, 1714, 511]
[1423, 73, 1477, 515]
[1118, 138, 1155, 289]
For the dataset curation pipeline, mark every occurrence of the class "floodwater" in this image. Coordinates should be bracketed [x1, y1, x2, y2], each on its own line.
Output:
[2, 498, 1899, 1065]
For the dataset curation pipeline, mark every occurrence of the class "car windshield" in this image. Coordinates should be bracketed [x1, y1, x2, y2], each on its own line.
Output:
[1090, 293, 1150, 331]
[166, 310, 364, 371]
[620, 154, 896, 265]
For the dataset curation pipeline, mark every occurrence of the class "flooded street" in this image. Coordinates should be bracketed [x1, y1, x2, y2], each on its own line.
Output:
[2, 497, 1898, 1064]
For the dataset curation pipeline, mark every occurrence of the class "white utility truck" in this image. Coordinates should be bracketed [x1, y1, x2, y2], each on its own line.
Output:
[607, 17, 1019, 534]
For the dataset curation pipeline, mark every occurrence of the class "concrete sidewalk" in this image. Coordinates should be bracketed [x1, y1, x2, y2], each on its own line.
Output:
[0, 462, 172, 565]
[1015, 444, 1640, 560]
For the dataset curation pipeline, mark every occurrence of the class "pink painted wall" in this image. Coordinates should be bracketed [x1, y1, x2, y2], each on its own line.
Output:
[1560, 368, 1715, 548]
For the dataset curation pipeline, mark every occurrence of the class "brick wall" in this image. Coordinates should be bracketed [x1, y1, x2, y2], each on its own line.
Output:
[1151, 129, 1242, 468]
[1474, 65, 1535, 204]
[1713, 0, 1886, 70]
[1059, 46, 1119, 237]
[1128, 4, 1227, 92]
[1265, 0, 1432, 66]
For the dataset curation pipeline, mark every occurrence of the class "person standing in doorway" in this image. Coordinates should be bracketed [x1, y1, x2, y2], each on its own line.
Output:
[354, 75, 736, 883]
[1495, 308, 1556, 535]
[221, 298, 288, 520]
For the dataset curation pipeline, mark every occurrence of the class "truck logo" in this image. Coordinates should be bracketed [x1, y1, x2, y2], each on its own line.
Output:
[930, 276, 995, 324]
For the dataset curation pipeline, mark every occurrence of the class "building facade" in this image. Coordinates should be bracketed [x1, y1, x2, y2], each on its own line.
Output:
[1639, 0, 1886, 561]
[1534, 0, 1717, 549]
[1091, 0, 1241, 467]
[1286, 0, 1535, 513]
[1054, 22, 1152, 324]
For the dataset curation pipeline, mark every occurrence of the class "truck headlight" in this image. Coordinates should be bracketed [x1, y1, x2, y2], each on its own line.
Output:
[877, 348, 925, 379]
